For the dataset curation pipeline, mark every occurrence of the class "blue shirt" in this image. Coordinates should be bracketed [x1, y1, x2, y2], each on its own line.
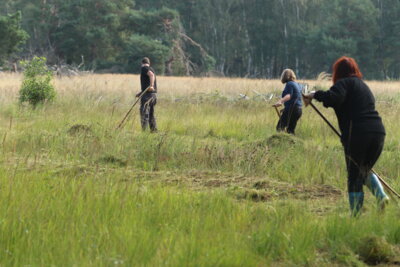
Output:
[282, 81, 302, 109]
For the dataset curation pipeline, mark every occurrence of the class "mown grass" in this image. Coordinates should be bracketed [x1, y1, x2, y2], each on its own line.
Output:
[0, 73, 399, 266]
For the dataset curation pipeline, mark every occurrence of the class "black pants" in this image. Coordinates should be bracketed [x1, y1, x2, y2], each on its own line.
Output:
[276, 105, 302, 134]
[343, 133, 385, 193]
[140, 94, 157, 132]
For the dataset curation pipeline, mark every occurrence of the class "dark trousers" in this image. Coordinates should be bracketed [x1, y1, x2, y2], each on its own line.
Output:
[343, 133, 385, 193]
[140, 94, 157, 132]
[276, 105, 302, 134]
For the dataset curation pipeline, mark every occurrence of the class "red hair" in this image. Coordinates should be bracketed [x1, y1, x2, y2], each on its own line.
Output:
[332, 56, 363, 84]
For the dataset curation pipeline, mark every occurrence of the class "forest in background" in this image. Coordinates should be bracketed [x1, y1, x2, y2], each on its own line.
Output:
[1, 0, 400, 79]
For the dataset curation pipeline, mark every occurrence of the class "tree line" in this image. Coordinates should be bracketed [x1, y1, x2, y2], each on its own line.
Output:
[1, 0, 399, 79]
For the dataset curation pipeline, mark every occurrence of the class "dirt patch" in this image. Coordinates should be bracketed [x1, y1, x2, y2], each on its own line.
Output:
[240, 189, 273, 202]
[97, 155, 127, 167]
[68, 124, 92, 135]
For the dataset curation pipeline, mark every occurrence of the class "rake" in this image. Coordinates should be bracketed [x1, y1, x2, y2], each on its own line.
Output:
[116, 87, 150, 130]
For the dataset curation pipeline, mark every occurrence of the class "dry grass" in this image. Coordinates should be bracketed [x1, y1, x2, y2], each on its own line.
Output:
[1, 73, 399, 105]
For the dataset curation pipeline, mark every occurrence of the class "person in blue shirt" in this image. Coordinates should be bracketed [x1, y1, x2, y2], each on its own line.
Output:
[273, 69, 303, 134]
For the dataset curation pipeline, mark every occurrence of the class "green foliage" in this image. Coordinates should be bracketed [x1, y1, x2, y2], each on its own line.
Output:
[19, 56, 56, 106]
[0, 11, 28, 64]
[122, 35, 171, 74]
[2, 0, 400, 78]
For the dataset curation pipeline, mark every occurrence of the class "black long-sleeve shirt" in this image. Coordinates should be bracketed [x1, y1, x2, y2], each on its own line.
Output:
[314, 77, 385, 142]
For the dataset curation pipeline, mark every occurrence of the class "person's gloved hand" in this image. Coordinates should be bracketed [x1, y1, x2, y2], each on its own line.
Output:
[272, 100, 282, 107]
[302, 92, 315, 107]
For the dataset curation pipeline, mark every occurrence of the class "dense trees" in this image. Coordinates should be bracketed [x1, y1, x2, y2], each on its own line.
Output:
[1, 0, 399, 79]
[135, 0, 400, 79]
[0, 12, 28, 65]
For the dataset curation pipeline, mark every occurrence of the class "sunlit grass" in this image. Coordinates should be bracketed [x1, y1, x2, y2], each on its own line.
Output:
[0, 73, 399, 265]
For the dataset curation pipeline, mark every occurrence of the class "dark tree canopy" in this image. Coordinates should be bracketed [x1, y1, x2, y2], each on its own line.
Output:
[1, 0, 399, 79]
[0, 12, 28, 64]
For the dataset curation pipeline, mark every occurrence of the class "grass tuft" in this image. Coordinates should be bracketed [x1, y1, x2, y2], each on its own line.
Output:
[357, 236, 395, 265]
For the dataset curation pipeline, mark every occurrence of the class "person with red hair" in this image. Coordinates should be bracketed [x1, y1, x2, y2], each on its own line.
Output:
[303, 56, 389, 215]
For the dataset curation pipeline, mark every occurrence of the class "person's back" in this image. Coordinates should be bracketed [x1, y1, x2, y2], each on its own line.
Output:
[282, 81, 302, 109]
[140, 65, 157, 96]
[316, 76, 384, 141]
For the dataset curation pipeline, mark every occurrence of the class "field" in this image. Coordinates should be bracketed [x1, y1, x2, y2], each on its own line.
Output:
[0, 73, 400, 266]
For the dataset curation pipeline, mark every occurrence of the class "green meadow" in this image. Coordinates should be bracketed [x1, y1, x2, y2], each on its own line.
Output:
[0, 74, 399, 266]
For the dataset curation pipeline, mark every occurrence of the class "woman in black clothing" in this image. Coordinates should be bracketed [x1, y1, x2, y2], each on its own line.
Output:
[303, 56, 389, 215]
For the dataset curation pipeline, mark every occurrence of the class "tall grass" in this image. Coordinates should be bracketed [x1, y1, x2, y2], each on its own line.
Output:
[0, 169, 399, 266]
[0, 73, 399, 265]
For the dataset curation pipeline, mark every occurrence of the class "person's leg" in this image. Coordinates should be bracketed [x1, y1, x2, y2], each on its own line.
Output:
[149, 97, 157, 132]
[363, 134, 389, 208]
[366, 172, 389, 207]
[345, 136, 368, 216]
[140, 99, 150, 131]
[276, 108, 288, 132]
[347, 166, 365, 216]
[287, 106, 302, 134]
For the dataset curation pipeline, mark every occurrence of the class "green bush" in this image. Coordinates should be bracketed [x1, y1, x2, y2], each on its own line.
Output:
[19, 56, 56, 106]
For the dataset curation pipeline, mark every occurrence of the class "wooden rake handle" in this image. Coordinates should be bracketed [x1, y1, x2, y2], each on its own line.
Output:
[274, 106, 281, 119]
[116, 87, 150, 130]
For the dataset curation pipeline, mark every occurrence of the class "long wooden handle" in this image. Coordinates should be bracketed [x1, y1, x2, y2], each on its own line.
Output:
[116, 87, 150, 130]
[274, 106, 281, 119]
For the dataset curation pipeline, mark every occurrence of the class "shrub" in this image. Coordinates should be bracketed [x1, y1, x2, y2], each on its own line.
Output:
[19, 56, 56, 106]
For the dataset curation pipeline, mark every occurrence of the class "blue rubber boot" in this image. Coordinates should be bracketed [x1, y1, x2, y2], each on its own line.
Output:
[348, 192, 364, 216]
[365, 173, 389, 210]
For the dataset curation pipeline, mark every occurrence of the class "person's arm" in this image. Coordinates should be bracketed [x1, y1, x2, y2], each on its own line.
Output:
[273, 94, 291, 107]
[148, 70, 155, 91]
[273, 84, 292, 107]
[303, 80, 348, 108]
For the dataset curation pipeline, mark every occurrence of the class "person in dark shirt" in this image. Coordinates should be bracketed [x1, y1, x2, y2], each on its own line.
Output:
[303, 56, 389, 215]
[137, 57, 157, 132]
[273, 69, 303, 134]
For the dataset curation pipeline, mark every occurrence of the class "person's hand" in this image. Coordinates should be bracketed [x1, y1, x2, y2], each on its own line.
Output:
[148, 86, 155, 92]
[272, 101, 282, 107]
[302, 92, 315, 107]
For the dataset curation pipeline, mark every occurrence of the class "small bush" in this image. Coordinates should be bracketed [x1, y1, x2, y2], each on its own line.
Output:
[19, 56, 56, 106]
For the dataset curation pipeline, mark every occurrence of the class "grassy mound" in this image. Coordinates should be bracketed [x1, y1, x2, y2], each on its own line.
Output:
[358, 236, 395, 265]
